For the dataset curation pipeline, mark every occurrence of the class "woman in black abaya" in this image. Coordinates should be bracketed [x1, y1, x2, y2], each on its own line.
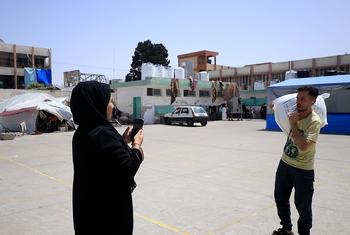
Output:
[70, 81, 144, 234]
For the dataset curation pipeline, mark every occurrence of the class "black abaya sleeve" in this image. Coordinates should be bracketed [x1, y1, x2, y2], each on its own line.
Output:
[89, 126, 143, 182]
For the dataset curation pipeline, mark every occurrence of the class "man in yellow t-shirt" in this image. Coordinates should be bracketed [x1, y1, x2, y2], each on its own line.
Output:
[272, 86, 322, 235]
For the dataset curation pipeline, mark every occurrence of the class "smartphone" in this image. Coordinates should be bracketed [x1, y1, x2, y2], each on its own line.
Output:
[130, 118, 144, 140]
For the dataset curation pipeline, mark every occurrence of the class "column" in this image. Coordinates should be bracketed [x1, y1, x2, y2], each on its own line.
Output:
[13, 44, 17, 89]
[31, 47, 35, 69]
[268, 63, 272, 86]
[250, 66, 255, 90]
[312, 58, 316, 77]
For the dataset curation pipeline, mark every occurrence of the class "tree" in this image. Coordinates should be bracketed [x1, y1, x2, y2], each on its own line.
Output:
[127, 40, 170, 81]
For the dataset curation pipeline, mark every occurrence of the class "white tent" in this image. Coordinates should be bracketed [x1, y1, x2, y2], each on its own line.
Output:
[0, 93, 74, 133]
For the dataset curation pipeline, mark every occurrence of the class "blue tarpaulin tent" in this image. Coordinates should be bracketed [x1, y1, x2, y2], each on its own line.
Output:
[36, 69, 52, 86]
[24, 67, 37, 87]
[266, 74, 350, 135]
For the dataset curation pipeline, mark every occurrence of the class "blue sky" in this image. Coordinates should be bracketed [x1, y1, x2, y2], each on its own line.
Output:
[1, 0, 349, 86]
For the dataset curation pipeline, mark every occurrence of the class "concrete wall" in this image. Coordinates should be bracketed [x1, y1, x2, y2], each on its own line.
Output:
[0, 68, 25, 76]
[293, 59, 312, 70]
[207, 64, 216, 71]
[240, 90, 267, 99]
[208, 54, 350, 79]
[254, 64, 269, 73]
[0, 44, 13, 53]
[0, 67, 15, 76]
[0, 89, 72, 102]
[316, 56, 337, 67]
[0, 43, 50, 56]
[236, 66, 250, 75]
[272, 62, 289, 71]
[179, 57, 197, 69]
[209, 70, 220, 78]
[341, 54, 350, 65]
[222, 69, 235, 77]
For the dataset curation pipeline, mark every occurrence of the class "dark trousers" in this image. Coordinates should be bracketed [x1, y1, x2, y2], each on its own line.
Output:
[274, 160, 314, 235]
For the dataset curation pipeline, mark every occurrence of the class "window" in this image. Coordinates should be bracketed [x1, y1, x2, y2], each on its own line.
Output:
[207, 57, 212, 64]
[153, 89, 161, 96]
[35, 56, 46, 68]
[184, 90, 196, 97]
[199, 90, 210, 97]
[0, 75, 13, 88]
[0, 52, 14, 67]
[16, 54, 32, 68]
[193, 107, 206, 113]
[147, 88, 153, 96]
[147, 88, 162, 96]
[181, 108, 189, 114]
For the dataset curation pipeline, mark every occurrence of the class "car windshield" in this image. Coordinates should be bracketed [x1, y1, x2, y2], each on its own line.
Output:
[193, 107, 206, 113]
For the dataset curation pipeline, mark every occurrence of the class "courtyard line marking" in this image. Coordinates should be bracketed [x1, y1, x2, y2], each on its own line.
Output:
[134, 212, 191, 235]
[0, 155, 191, 235]
[0, 156, 71, 188]
[207, 203, 275, 235]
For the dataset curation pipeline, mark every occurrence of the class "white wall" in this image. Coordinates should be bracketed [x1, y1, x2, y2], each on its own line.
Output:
[115, 86, 144, 114]
[115, 85, 224, 116]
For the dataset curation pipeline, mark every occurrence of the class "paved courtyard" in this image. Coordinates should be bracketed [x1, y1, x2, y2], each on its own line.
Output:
[0, 120, 349, 235]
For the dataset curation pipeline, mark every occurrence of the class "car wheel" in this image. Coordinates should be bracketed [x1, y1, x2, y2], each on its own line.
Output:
[165, 118, 170, 125]
[188, 121, 194, 127]
[201, 121, 207, 126]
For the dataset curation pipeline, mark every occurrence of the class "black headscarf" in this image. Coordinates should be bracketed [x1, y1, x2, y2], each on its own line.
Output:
[70, 81, 111, 127]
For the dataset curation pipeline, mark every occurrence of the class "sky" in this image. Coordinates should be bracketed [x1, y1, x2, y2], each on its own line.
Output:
[1, 0, 349, 86]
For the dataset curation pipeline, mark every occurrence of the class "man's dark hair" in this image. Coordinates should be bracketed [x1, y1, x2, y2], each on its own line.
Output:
[297, 86, 319, 99]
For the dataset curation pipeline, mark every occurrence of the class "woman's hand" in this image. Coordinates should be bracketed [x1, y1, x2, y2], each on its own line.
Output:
[132, 130, 144, 161]
[122, 127, 132, 144]
[133, 129, 144, 146]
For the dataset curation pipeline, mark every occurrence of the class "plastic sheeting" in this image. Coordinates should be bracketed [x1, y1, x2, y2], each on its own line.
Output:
[36, 69, 52, 86]
[0, 93, 73, 133]
[24, 67, 37, 87]
[272, 93, 329, 135]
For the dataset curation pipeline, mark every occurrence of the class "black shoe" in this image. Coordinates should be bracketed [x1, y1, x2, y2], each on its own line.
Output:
[272, 228, 294, 235]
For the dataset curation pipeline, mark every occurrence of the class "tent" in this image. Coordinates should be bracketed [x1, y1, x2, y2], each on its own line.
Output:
[266, 74, 350, 135]
[0, 93, 74, 133]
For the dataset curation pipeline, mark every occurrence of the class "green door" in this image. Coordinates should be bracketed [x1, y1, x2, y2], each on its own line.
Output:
[133, 96, 141, 120]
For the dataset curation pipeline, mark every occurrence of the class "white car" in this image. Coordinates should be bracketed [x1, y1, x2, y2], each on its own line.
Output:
[164, 106, 208, 126]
